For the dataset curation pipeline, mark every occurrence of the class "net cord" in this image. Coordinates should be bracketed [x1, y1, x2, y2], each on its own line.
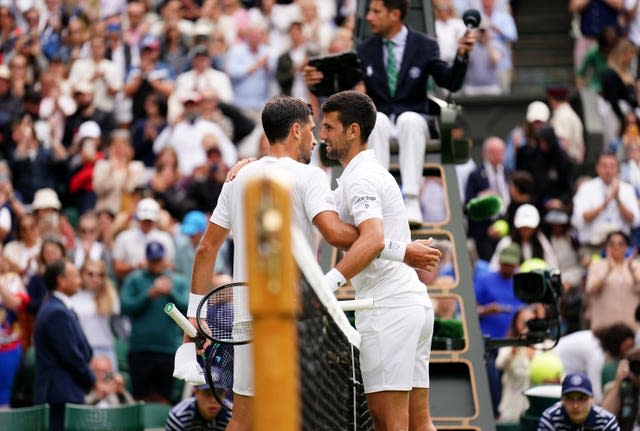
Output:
[290, 226, 362, 348]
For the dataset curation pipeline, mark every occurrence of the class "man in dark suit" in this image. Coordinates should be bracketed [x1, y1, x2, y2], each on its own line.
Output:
[305, 0, 475, 226]
[465, 136, 511, 261]
[34, 259, 95, 431]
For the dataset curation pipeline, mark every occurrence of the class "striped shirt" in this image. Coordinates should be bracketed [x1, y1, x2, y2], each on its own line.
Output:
[165, 397, 231, 431]
[538, 401, 620, 431]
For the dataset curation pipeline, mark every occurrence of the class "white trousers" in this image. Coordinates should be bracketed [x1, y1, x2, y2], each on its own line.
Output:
[368, 111, 430, 197]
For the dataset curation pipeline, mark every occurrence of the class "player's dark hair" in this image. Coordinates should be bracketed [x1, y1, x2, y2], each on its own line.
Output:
[321, 91, 377, 143]
[261, 96, 312, 144]
[381, 0, 410, 20]
[43, 259, 68, 292]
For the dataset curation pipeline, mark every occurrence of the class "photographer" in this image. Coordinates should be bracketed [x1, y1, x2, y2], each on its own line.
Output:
[85, 355, 134, 407]
[601, 347, 640, 431]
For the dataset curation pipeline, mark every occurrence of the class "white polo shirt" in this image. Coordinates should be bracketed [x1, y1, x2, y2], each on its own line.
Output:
[333, 150, 431, 308]
[211, 156, 335, 303]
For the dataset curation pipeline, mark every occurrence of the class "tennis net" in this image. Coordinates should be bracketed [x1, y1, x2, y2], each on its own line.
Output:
[292, 228, 374, 431]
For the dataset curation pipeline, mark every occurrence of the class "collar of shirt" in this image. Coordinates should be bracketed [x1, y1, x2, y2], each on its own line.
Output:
[52, 290, 74, 310]
[336, 149, 377, 186]
[383, 25, 408, 68]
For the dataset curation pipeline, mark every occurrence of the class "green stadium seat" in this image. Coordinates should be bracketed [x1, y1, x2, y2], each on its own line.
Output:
[142, 402, 171, 431]
[63, 403, 143, 431]
[0, 404, 49, 431]
[496, 421, 520, 431]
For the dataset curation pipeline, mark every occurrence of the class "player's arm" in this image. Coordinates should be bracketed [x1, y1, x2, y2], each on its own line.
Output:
[189, 222, 229, 316]
[333, 218, 385, 280]
[313, 210, 359, 250]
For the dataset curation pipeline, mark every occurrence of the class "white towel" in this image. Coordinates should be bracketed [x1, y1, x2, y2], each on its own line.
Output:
[173, 342, 206, 385]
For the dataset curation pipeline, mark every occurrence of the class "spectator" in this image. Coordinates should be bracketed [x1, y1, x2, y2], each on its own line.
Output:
[0, 65, 22, 158]
[298, 0, 334, 56]
[490, 204, 559, 270]
[85, 355, 135, 407]
[465, 136, 511, 261]
[504, 170, 535, 227]
[31, 188, 69, 245]
[173, 44, 234, 114]
[585, 230, 640, 331]
[0, 247, 28, 407]
[276, 22, 310, 100]
[576, 26, 619, 93]
[433, 0, 468, 64]
[496, 306, 538, 422]
[225, 22, 275, 120]
[175, 210, 208, 279]
[92, 129, 146, 216]
[120, 241, 189, 403]
[159, 20, 190, 77]
[111, 197, 176, 283]
[479, 0, 518, 94]
[148, 146, 189, 220]
[131, 93, 168, 170]
[62, 81, 116, 155]
[56, 15, 89, 65]
[515, 100, 550, 173]
[601, 38, 639, 148]
[68, 120, 102, 214]
[462, 21, 503, 95]
[67, 35, 123, 114]
[123, 35, 175, 125]
[72, 259, 120, 370]
[153, 92, 237, 178]
[4, 213, 42, 284]
[538, 372, 620, 431]
[34, 259, 95, 431]
[69, 211, 108, 270]
[571, 152, 639, 247]
[526, 124, 575, 215]
[0, 7, 22, 64]
[570, 0, 623, 70]
[542, 210, 584, 334]
[185, 139, 227, 215]
[601, 346, 640, 428]
[9, 114, 68, 204]
[548, 86, 585, 165]
[165, 382, 231, 431]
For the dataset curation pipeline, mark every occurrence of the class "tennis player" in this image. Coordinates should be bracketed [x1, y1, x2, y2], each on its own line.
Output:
[321, 90, 436, 431]
[186, 95, 441, 431]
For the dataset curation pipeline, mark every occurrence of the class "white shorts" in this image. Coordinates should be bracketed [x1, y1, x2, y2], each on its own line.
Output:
[356, 305, 434, 393]
[233, 343, 254, 396]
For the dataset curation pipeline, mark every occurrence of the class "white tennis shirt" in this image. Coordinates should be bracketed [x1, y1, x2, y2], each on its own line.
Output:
[333, 150, 431, 308]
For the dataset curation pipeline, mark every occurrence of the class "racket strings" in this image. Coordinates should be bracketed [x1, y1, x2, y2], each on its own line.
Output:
[198, 283, 252, 344]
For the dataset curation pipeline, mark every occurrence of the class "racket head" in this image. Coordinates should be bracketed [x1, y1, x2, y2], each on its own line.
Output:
[202, 343, 234, 411]
[196, 282, 252, 345]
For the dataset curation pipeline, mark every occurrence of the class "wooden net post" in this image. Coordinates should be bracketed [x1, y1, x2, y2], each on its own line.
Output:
[244, 176, 299, 431]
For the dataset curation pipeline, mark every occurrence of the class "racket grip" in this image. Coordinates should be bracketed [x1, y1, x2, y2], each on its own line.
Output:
[165, 303, 198, 338]
[339, 298, 375, 311]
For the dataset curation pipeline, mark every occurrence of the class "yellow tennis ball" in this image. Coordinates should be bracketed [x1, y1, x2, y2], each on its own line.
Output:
[529, 352, 564, 385]
[492, 219, 509, 238]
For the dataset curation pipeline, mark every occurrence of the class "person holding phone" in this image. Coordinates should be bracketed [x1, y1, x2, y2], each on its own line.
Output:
[85, 355, 134, 407]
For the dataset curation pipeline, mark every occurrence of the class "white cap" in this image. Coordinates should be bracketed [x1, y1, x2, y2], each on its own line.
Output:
[526, 101, 550, 123]
[32, 188, 62, 210]
[76, 121, 101, 142]
[136, 198, 160, 221]
[513, 203, 540, 229]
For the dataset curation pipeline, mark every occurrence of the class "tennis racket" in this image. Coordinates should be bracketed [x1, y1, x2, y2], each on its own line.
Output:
[164, 303, 234, 410]
[196, 282, 252, 345]
[195, 281, 375, 344]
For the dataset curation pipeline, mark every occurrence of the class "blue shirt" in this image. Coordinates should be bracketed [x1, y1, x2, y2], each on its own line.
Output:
[474, 270, 524, 338]
[538, 401, 620, 431]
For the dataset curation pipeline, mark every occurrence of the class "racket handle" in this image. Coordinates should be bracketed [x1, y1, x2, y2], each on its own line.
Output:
[339, 298, 374, 311]
[165, 303, 198, 338]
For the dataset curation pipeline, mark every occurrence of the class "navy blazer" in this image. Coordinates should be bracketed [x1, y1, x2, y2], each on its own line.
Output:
[356, 28, 468, 118]
[34, 295, 95, 405]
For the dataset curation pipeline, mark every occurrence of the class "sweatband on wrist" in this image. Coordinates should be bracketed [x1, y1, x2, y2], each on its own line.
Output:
[379, 240, 406, 262]
[187, 293, 204, 318]
[324, 268, 347, 292]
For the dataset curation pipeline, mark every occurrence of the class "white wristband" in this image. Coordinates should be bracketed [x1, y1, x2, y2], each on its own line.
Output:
[324, 268, 347, 292]
[379, 240, 406, 262]
[187, 293, 204, 318]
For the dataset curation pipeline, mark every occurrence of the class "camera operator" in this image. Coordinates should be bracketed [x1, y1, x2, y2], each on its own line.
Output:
[601, 347, 640, 431]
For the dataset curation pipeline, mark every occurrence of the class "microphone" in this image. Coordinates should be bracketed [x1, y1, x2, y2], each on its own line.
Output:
[462, 9, 481, 30]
